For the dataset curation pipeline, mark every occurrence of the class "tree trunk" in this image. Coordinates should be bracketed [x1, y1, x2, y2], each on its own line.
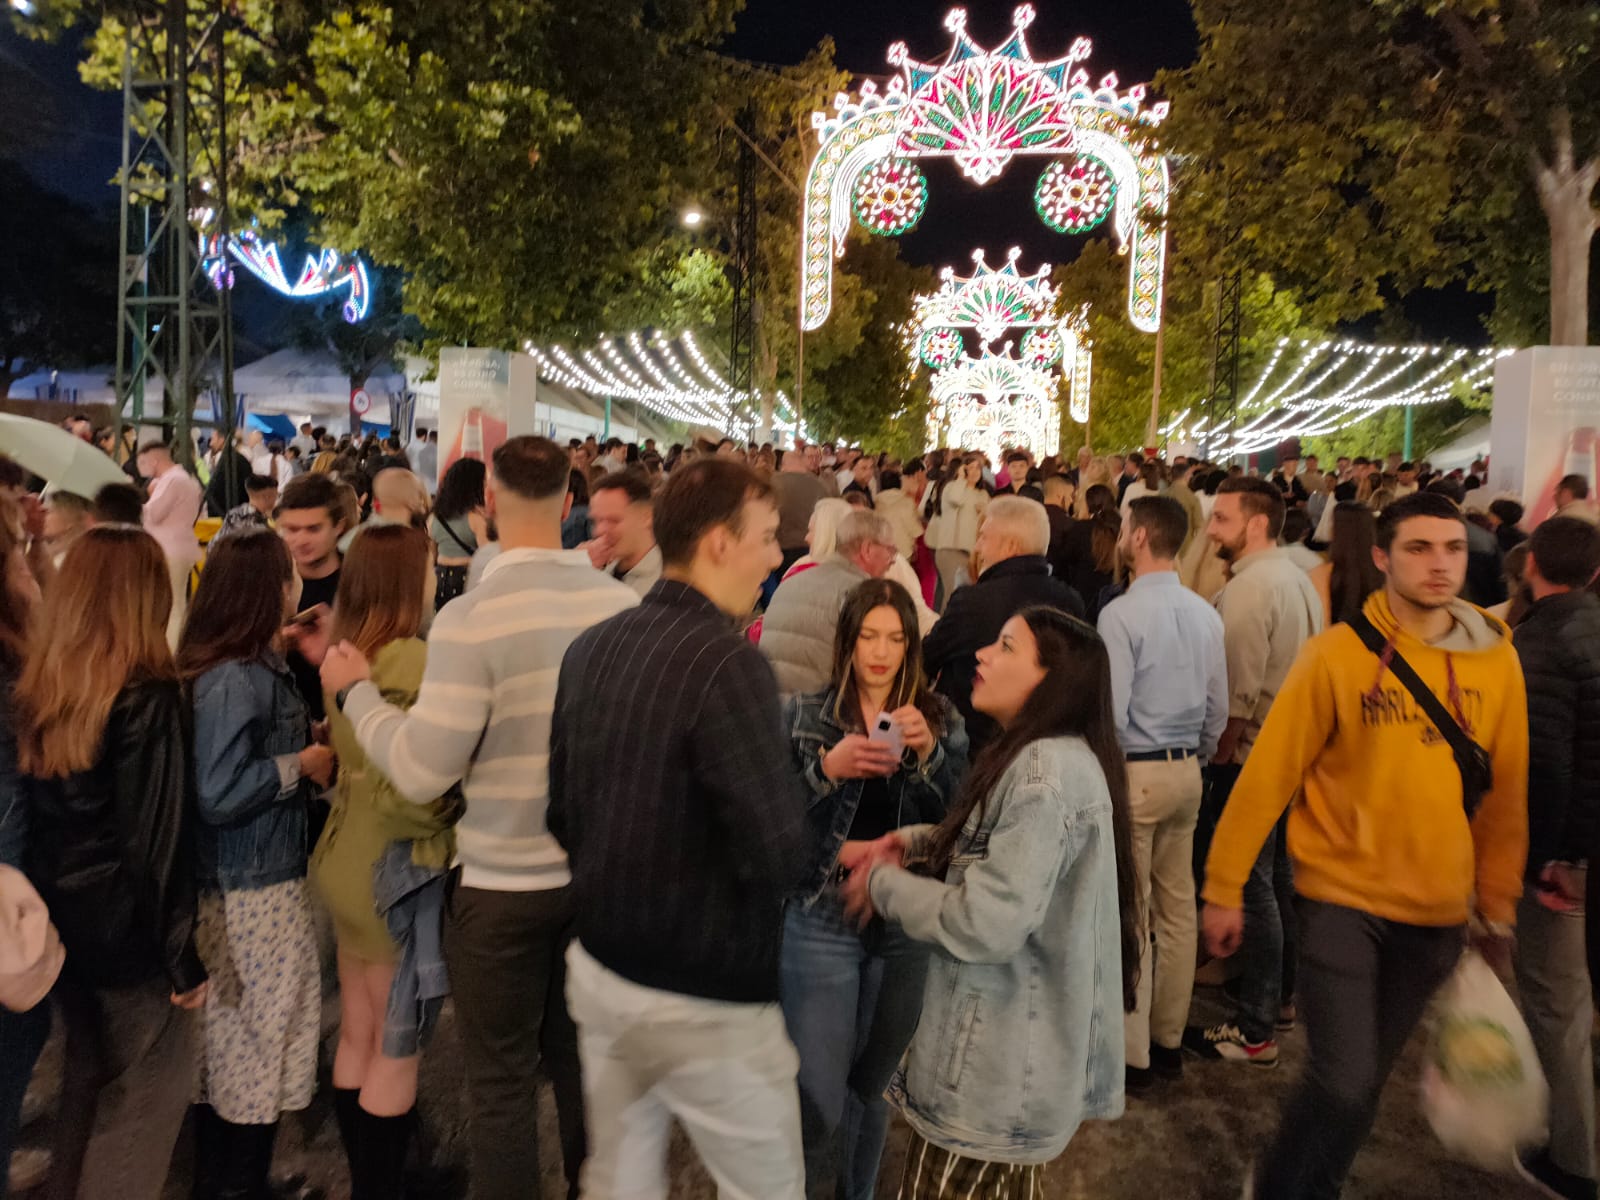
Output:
[1531, 107, 1600, 346]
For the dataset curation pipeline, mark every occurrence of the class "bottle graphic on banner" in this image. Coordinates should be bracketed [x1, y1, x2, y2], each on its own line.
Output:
[462, 407, 485, 460]
[1529, 426, 1597, 525]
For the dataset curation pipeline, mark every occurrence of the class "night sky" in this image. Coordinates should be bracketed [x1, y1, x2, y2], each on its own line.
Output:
[3, 2, 1485, 341]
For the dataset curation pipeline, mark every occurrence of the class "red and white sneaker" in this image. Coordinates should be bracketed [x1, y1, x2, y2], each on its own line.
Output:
[1182, 1021, 1279, 1067]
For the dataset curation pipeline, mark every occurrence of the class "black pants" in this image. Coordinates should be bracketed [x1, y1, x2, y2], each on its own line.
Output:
[0, 1001, 49, 1200]
[443, 877, 585, 1200]
[1256, 899, 1462, 1199]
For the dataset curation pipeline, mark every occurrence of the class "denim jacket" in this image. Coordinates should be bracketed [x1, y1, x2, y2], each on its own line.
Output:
[373, 840, 449, 1058]
[784, 687, 968, 906]
[191, 654, 312, 891]
[869, 736, 1125, 1164]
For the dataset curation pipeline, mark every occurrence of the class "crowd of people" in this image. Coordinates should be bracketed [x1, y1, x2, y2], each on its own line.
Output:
[0, 418, 1597, 1200]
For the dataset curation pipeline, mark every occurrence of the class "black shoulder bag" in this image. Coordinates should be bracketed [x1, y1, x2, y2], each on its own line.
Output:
[1347, 612, 1493, 819]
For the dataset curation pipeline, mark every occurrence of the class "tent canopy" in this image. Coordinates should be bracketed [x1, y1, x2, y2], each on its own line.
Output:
[234, 347, 406, 417]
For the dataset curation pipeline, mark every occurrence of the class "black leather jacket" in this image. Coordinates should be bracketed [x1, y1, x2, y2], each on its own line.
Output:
[24, 677, 207, 993]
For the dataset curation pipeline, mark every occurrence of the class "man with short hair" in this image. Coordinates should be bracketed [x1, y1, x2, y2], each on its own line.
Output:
[840, 455, 877, 507]
[597, 437, 627, 474]
[586, 471, 661, 597]
[772, 448, 831, 574]
[1556, 473, 1598, 524]
[202, 429, 251, 516]
[1426, 477, 1507, 607]
[1201, 491, 1528, 1199]
[1510, 516, 1600, 1200]
[996, 450, 1032, 497]
[1069, 444, 1094, 486]
[216, 474, 280, 540]
[1042, 474, 1079, 581]
[1394, 461, 1420, 496]
[1117, 451, 1143, 502]
[275, 473, 350, 717]
[136, 440, 204, 648]
[290, 421, 316, 457]
[1099, 496, 1227, 1092]
[923, 495, 1085, 752]
[1269, 455, 1309, 506]
[322, 437, 636, 1200]
[1185, 476, 1322, 1067]
[92, 482, 144, 526]
[413, 426, 439, 495]
[760, 509, 898, 695]
[549, 458, 808, 1198]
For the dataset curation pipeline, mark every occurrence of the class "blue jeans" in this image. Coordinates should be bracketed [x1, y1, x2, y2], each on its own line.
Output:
[0, 1002, 49, 1200]
[1237, 812, 1297, 1043]
[780, 883, 929, 1200]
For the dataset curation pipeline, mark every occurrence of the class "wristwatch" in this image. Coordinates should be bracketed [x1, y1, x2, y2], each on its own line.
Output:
[335, 685, 354, 713]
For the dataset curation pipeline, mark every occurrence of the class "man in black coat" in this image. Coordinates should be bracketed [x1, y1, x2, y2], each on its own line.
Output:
[923, 495, 1084, 752]
[1510, 515, 1600, 1198]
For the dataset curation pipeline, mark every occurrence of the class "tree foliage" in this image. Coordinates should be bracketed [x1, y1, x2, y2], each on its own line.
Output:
[1159, 0, 1600, 345]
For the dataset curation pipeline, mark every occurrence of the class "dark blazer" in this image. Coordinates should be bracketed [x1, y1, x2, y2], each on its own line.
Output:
[923, 555, 1084, 752]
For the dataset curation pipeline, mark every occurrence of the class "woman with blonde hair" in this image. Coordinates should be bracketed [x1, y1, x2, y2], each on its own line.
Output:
[180, 530, 333, 1200]
[1075, 458, 1113, 517]
[16, 526, 208, 1199]
[313, 524, 457, 1196]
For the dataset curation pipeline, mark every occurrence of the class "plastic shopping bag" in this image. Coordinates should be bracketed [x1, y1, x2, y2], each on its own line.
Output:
[1420, 950, 1548, 1168]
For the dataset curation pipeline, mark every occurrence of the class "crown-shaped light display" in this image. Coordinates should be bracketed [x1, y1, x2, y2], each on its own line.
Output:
[917, 247, 1059, 344]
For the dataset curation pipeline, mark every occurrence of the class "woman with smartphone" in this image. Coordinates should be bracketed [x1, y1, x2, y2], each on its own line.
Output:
[840, 607, 1140, 1199]
[179, 530, 334, 1199]
[781, 578, 968, 1200]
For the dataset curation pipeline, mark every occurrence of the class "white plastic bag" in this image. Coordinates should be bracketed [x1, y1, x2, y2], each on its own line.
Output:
[1420, 950, 1548, 1168]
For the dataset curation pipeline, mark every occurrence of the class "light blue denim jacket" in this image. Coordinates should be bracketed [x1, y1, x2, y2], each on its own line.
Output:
[784, 687, 968, 906]
[191, 654, 312, 891]
[373, 841, 449, 1058]
[869, 735, 1125, 1164]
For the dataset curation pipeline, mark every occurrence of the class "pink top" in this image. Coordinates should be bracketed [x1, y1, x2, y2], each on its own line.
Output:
[143, 465, 204, 568]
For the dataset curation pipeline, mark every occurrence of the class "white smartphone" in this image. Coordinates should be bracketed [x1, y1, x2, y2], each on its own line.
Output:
[869, 711, 904, 759]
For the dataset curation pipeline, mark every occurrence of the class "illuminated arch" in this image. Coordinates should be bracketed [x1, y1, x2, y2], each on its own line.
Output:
[802, 5, 1170, 335]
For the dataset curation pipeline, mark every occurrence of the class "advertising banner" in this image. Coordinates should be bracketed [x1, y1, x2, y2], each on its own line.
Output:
[437, 349, 539, 488]
[1489, 348, 1600, 526]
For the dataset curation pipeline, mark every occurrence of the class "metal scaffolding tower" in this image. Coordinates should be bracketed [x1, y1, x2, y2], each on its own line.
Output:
[728, 103, 758, 440]
[1202, 271, 1243, 461]
[114, 0, 235, 470]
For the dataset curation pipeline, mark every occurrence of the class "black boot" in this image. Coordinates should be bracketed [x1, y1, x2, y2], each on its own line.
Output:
[332, 1088, 361, 1183]
[204, 1118, 278, 1200]
[191, 1105, 227, 1200]
[352, 1107, 413, 1200]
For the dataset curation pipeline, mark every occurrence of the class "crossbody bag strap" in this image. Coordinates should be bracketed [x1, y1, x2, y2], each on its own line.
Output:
[1347, 611, 1482, 778]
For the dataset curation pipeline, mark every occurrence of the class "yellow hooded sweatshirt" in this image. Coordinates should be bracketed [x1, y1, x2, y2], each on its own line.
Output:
[1203, 589, 1529, 928]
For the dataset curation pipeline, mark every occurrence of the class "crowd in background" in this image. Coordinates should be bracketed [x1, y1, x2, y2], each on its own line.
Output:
[0, 413, 1597, 1200]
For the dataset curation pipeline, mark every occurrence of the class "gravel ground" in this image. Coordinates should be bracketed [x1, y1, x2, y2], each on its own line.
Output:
[12, 974, 1548, 1199]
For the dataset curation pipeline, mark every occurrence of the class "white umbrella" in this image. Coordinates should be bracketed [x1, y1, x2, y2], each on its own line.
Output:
[0, 413, 130, 497]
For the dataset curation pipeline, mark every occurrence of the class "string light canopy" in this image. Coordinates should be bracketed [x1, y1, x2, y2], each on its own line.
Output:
[196, 216, 371, 323]
[523, 330, 802, 439]
[802, 5, 1170, 335]
[910, 248, 1093, 462]
[1162, 339, 1513, 457]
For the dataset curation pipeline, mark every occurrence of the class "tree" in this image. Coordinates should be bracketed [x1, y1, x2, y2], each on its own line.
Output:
[1160, 0, 1600, 346]
[0, 163, 118, 399]
[282, 261, 419, 433]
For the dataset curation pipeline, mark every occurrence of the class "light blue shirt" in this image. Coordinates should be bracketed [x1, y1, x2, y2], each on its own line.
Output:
[1096, 570, 1228, 758]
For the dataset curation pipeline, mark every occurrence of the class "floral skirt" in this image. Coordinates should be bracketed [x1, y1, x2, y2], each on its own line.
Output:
[194, 879, 321, 1124]
[896, 1129, 1044, 1200]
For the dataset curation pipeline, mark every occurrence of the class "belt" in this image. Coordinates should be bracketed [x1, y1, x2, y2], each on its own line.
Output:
[1126, 747, 1198, 762]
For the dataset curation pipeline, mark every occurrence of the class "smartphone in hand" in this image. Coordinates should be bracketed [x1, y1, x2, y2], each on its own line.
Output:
[868, 711, 904, 759]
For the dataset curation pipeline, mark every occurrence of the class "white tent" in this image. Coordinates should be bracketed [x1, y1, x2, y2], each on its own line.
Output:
[234, 348, 407, 418]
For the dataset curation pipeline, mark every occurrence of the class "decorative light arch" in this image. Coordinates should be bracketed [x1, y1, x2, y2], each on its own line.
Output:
[802, 5, 1170, 335]
[196, 215, 372, 324]
[910, 248, 1093, 462]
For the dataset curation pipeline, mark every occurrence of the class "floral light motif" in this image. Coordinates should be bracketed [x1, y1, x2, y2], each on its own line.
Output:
[916, 248, 1055, 346]
[1021, 328, 1063, 369]
[918, 327, 964, 370]
[1034, 156, 1116, 235]
[851, 160, 929, 236]
[801, 6, 1170, 334]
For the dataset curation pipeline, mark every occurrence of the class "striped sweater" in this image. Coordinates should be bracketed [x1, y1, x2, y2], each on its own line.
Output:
[343, 547, 637, 891]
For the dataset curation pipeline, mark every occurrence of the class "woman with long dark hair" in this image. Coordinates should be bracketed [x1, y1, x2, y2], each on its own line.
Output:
[782, 579, 968, 1199]
[1309, 502, 1383, 626]
[313, 524, 457, 1196]
[0, 495, 48, 1195]
[842, 606, 1138, 1198]
[1057, 483, 1123, 620]
[16, 526, 208, 1199]
[430, 458, 488, 609]
[561, 466, 591, 549]
[929, 453, 988, 608]
[179, 530, 334, 1199]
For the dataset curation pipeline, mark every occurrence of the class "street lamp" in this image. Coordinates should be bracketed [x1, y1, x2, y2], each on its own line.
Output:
[10, 0, 37, 15]
[681, 206, 705, 229]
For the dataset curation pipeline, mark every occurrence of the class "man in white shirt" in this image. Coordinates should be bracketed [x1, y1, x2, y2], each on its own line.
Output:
[289, 422, 317, 457]
[584, 471, 662, 598]
[136, 441, 204, 649]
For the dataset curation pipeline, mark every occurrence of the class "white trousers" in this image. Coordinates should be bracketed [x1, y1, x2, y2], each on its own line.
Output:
[1123, 756, 1203, 1068]
[565, 941, 804, 1200]
[164, 555, 194, 651]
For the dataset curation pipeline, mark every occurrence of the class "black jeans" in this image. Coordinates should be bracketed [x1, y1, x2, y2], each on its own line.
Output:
[49, 975, 198, 1200]
[0, 1001, 49, 1200]
[443, 877, 585, 1200]
[1256, 899, 1462, 1199]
